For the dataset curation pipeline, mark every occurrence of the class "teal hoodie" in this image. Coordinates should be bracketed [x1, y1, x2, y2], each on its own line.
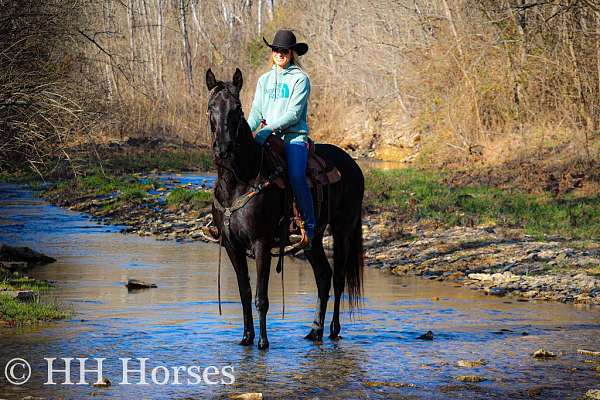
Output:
[247, 64, 310, 145]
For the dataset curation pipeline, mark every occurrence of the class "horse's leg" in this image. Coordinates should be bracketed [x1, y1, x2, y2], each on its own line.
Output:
[254, 241, 272, 350]
[303, 233, 332, 341]
[330, 225, 347, 340]
[224, 242, 255, 346]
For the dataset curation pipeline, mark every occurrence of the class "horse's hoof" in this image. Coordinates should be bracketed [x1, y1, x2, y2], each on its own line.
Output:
[304, 329, 323, 341]
[257, 338, 269, 350]
[329, 334, 342, 341]
[239, 337, 254, 346]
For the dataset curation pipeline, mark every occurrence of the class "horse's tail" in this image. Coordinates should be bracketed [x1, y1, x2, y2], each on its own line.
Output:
[317, 142, 364, 311]
[346, 211, 364, 310]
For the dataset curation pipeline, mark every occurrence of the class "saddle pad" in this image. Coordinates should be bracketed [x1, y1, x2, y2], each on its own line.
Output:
[307, 153, 341, 187]
[271, 155, 342, 189]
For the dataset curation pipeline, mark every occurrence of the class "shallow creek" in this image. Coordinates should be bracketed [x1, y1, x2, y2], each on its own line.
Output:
[0, 182, 599, 399]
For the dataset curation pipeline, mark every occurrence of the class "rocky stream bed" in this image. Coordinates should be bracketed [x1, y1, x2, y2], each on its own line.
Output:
[2, 178, 600, 399]
[42, 173, 600, 307]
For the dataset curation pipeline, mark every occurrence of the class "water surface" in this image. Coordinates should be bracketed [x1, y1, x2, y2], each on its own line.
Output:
[0, 182, 599, 399]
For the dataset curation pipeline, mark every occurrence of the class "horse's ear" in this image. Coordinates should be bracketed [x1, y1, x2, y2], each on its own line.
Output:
[206, 68, 218, 91]
[232, 68, 243, 92]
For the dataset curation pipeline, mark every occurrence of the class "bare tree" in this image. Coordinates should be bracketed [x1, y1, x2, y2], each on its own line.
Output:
[157, 0, 166, 96]
[178, 0, 194, 94]
[257, 0, 263, 34]
[5, 0, 598, 173]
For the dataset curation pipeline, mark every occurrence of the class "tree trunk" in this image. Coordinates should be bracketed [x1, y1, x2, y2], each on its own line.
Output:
[593, 9, 600, 135]
[157, 0, 165, 97]
[513, 0, 529, 137]
[178, 0, 194, 95]
[257, 0, 262, 35]
[141, 0, 157, 92]
[102, 0, 114, 99]
[127, 0, 137, 84]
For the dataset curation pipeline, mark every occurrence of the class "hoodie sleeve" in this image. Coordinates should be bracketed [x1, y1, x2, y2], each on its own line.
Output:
[268, 75, 310, 131]
[247, 77, 264, 132]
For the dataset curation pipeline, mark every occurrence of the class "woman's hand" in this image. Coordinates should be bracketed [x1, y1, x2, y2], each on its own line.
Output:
[253, 119, 268, 138]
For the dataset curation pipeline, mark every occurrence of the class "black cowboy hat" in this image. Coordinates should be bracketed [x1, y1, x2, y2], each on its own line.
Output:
[263, 30, 308, 56]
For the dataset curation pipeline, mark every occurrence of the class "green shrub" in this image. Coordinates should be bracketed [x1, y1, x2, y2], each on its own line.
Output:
[167, 188, 212, 209]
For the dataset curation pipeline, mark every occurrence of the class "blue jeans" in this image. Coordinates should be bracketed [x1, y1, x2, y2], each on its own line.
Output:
[284, 140, 316, 240]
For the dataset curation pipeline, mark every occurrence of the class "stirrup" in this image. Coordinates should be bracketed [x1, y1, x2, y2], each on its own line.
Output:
[272, 232, 310, 255]
[200, 222, 220, 243]
[289, 230, 311, 250]
[288, 217, 310, 250]
[294, 230, 312, 250]
[271, 222, 311, 255]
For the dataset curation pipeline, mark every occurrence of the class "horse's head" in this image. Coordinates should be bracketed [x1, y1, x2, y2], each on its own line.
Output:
[205, 68, 245, 160]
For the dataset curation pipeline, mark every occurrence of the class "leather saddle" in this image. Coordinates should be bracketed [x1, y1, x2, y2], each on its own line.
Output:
[266, 135, 341, 189]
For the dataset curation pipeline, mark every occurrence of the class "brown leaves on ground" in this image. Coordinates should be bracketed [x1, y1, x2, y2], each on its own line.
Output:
[445, 154, 599, 198]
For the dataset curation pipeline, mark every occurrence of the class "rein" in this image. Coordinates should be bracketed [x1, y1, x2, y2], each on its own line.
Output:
[217, 235, 222, 315]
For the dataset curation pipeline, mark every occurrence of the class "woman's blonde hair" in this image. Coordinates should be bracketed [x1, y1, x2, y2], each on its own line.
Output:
[270, 50, 303, 69]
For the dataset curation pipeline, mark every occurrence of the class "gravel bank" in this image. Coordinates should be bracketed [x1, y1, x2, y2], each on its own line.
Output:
[45, 186, 600, 306]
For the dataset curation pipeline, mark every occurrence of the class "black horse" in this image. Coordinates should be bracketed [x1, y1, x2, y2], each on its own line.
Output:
[206, 68, 364, 349]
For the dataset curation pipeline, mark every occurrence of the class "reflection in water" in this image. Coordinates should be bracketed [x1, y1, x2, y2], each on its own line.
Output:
[0, 183, 599, 399]
[356, 158, 406, 171]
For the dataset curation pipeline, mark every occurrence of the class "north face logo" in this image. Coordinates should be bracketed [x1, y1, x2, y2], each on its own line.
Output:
[267, 83, 289, 99]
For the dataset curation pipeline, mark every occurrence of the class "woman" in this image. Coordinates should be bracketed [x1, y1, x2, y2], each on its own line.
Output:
[247, 29, 315, 248]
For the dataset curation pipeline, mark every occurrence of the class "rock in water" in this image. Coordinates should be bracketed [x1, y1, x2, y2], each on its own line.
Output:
[578, 349, 600, 357]
[532, 348, 557, 358]
[230, 394, 263, 400]
[0, 244, 56, 266]
[457, 359, 487, 368]
[12, 290, 36, 301]
[126, 279, 157, 290]
[92, 377, 111, 387]
[527, 386, 546, 397]
[365, 381, 417, 388]
[417, 331, 434, 340]
[586, 389, 600, 399]
[455, 375, 486, 382]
